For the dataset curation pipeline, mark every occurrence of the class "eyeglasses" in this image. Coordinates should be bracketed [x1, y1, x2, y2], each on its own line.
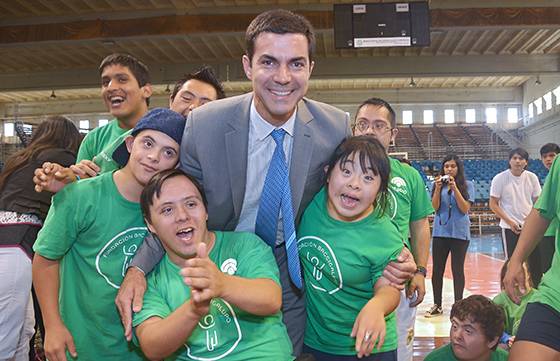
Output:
[355, 120, 391, 134]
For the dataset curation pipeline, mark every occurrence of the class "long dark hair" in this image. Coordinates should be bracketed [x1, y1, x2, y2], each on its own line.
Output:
[325, 135, 391, 216]
[0, 115, 81, 191]
[433, 154, 469, 200]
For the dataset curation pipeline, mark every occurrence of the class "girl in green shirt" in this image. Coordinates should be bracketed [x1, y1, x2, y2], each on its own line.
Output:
[298, 136, 404, 361]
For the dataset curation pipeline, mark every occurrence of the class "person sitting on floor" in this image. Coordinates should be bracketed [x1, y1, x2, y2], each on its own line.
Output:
[425, 295, 508, 361]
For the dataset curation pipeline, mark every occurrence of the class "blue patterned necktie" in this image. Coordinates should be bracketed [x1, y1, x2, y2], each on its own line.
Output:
[255, 129, 303, 289]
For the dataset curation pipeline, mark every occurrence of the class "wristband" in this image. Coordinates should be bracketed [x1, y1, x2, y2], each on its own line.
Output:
[415, 265, 427, 277]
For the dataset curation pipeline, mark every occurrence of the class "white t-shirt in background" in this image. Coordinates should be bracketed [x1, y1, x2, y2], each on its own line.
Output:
[490, 169, 541, 229]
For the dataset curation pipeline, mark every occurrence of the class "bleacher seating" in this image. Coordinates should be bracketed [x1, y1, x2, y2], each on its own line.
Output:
[393, 124, 512, 160]
[411, 159, 548, 201]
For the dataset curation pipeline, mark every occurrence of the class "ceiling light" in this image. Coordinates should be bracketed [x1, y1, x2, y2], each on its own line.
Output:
[409, 76, 417, 87]
[535, 75, 542, 85]
[50, 90, 56, 99]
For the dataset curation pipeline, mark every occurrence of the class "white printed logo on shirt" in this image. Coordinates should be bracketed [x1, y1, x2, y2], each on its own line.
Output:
[388, 176, 408, 220]
[220, 259, 237, 275]
[297, 236, 343, 294]
[185, 298, 242, 360]
[95, 227, 147, 289]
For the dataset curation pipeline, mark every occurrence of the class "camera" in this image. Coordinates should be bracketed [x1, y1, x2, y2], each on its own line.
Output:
[441, 175, 451, 184]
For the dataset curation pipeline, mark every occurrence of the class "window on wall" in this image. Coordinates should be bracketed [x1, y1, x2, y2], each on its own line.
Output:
[485, 107, 497, 124]
[3, 123, 14, 136]
[528, 103, 534, 118]
[553, 86, 560, 105]
[534, 98, 543, 115]
[98, 119, 109, 127]
[444, 109, 455, 124]
[507, 108, 519, 123]
[402, 110, 413, 125]
[465, 109, 476, 123]
[423, 110, 434, 124]
[543, 92, 553, 111]
[79, 120, 90, 134]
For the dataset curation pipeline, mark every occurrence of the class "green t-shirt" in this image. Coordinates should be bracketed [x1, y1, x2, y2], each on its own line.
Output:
[425, 344, 508, 361]
[387, 157, 434, 247]
[132, 231, 293, 361]
[297, 187, 404, 355]
[33, 171, 146, 360]
[532, 156, 560, 313]
[93, 129, 132, 174]
[493, 289, 535, 335]
[77, 119, 128, 162]
[544, 217, 558, 237]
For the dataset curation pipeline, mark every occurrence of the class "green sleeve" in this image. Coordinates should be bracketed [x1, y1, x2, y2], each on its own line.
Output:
[535, 156, 560, 222]
[76, 131, 96, 162]
[409, 167, 434, 221]
[132, 275, 173, 328]
[235, 234, 281, 286]
[370, 244, 403, 282]
[33, 184, 82, 259]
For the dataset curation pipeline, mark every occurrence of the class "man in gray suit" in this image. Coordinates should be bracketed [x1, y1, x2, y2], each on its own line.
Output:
[116, 9, 416, 355]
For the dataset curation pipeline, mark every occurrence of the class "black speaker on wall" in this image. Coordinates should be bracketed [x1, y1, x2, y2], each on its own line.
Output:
[333, 2, 430, 49]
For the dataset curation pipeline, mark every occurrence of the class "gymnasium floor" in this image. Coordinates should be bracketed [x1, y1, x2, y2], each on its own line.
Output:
[413, 234, 505, 360]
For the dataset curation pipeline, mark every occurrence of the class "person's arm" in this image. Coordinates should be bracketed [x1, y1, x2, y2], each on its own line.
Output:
[407, 217, 430, 306]
[351, 277, 400, 358]
[180, 243, 281, 315]
[69, 159, 101, 179]
[382, 246, 417, 289]
[504, 208, 550, 303]
[449, 177, 471, 214]
[489, 196, 521, 234]
[33, 162, 77, 194]
[531, 175, 542, 204]
[431, 177, 442, 211]
[116, 232, 165, 341]
[33, 255, 78, 361]
[135, 299, 209, 360]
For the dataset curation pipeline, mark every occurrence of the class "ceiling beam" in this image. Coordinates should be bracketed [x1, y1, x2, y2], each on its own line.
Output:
[2, 7, 560, 45]
[0, 53, 556, 92]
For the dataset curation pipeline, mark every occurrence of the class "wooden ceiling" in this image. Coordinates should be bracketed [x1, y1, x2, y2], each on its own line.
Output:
[0, 0, 559, 104]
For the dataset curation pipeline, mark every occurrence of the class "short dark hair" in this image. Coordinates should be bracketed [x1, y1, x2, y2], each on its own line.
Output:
[325, 135, 391, 216]
[509, 147, 529, 161]
[99, 53, 151, 106]
[170, 66, 226, 102]
[355, 98, 397, 129]
[540, 143, 560, 156]
[450, 295, 505, 350]
[140, 169, 208, 224]
[245, 9, 315, 62]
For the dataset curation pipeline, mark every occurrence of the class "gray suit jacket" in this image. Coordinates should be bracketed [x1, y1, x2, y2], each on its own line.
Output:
[131, 92, 350, 272]
[181, 92, 351, 231]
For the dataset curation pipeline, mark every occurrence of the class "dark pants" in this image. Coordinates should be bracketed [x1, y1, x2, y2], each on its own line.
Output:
[431, 237, 469, 306]
[303, 345, 397, 361]
[516, 302, 560, 352]
[502, 228, 519, 259]
[274, 243, 306, 356]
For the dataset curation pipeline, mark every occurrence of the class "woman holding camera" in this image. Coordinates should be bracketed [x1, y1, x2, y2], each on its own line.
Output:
[425, 155, 475, 317]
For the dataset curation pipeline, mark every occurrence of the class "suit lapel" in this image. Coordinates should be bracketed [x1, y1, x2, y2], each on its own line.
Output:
[290, 99, 314, 214]
[225, 94, 252, 223]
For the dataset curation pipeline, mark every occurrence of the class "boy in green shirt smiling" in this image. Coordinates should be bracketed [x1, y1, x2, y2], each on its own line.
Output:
[133, 169, 293, 360]
[32, 108, 185, 361]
